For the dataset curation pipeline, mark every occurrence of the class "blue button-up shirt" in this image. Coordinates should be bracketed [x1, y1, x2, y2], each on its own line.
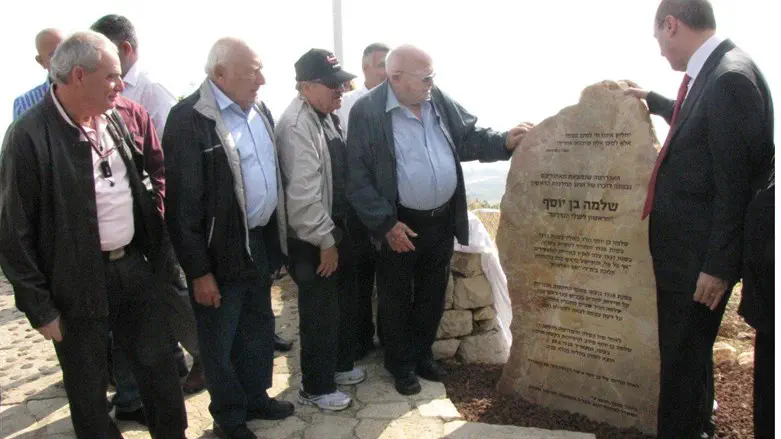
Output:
[387, 87, 457, 210]
[209, 80, 278, 228]
[13, 80, 50, 120]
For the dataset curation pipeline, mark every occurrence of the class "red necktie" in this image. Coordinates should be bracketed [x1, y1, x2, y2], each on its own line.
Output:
[641, 74, 692, 219]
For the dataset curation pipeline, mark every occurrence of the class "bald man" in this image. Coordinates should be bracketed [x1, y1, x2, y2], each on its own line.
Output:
[163, 37, 293, 438]
[12, 28, 63, 120]
[346, 44, 532, 395]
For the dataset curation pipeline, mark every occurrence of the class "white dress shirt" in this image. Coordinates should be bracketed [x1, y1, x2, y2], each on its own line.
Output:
[685, 34, 724, 99]
[51, 89, 135, 251]
[122, 62, 177, 136]
[336, 84, 370, 134]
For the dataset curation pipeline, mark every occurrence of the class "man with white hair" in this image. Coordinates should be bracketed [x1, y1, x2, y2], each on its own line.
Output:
[163, 37, 294, 439]
[12, 28, 63, 119]
[0, 31, 186, 438]
[346, 44, 532, 395]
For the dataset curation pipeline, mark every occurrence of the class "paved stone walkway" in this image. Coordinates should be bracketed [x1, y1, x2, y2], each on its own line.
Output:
[0, 274, 593, 439]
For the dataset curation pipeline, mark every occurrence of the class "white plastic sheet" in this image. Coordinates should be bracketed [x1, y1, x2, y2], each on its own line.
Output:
[453, 209, 512, 361]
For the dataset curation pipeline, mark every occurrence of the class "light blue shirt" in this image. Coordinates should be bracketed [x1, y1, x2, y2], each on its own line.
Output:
[209, 80, 278, 228]
[386, 87, 457, 210]
[13, 80, 49, 120]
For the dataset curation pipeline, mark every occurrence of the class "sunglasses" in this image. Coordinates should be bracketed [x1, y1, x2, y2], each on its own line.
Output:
[311, 79, 345, 90]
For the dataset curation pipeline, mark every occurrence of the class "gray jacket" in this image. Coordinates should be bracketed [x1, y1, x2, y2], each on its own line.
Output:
[275, 95, 339, 250]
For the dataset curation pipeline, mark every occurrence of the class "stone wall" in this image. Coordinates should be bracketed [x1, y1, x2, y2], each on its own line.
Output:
[433, 251, 505, 364]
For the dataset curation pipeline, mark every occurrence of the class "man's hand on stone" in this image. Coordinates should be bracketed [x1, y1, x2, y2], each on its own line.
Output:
[193, 273, 221, 308]
[623, 80, 649, 100]
[386, 221, 418, 253]
[693, 272, 730, 311]
[38, 316, 63, 342]
[505, 122, 534, 151]
[318, 246, 339, 278]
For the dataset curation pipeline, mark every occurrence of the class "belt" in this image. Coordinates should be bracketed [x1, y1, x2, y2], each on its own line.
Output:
[102, 246, 127, 262]
[398, 201, 451, 220]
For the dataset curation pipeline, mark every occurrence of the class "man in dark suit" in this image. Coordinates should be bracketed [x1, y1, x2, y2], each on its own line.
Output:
[346, 44, 532, 395]
[626, 1, 775, 437]
[739, 163, 774, 439]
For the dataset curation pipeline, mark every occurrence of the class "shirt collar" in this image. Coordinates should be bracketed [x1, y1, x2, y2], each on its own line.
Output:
[208, 79, 240, 112]
[686, 34, 724, 82]
[386, 86, 401, 113]
[123, 62, 141, 88]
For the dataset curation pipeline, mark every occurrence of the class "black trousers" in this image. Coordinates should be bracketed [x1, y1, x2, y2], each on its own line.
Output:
[348, 218, 378, 349]
[754, 330, 774, 439]
[288, 223, 356, 395]
[54, 247, 186, 439]
[377, 212, 453, 375]
[192, 228, 275, 429]
[656, 287, 730, 439]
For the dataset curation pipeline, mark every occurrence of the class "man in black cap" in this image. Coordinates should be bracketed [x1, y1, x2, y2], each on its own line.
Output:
[275, 48, 366, 411]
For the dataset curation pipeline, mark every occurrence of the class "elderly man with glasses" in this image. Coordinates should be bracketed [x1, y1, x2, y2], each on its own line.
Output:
[276, 48, 367, 411]
[346, 44, 533, 395]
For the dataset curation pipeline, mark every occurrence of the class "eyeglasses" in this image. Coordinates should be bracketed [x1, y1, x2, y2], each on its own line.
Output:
[399, 71, 436, 85]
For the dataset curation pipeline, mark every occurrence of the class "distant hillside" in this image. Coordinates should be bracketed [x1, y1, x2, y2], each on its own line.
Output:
[462, 162, 509, 205]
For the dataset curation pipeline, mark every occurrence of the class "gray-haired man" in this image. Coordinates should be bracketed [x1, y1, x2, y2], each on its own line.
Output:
[0, 31, 186, 438]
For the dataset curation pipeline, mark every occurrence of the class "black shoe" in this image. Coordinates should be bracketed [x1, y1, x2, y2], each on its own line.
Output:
[273, 333, 293, 352]
[248, 398, 295, 420]
[106, 398, 113, 412]
[416, 360, 448, 382]
[394, 371, 421, 395]
[115, 407, 147, 426]
[213, 423, 256, 439]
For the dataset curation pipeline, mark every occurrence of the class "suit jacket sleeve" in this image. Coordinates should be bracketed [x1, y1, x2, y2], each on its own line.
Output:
[0, 127, 59, 328]
[646, 91, 675, 124]
[438, 91, 510, 162]
[161, 109, 211, 279]
[276, 123, 336, 250]
[701, 71, 762, 282]
[346, 105, 397, 238]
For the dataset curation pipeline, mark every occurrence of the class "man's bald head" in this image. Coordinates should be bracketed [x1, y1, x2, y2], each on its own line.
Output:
[35, 28, 63, 71]
[386, 44, 435, 107]
[205, 37, 256, 77]
[205, 37, 265, 111]
[385, 44, 432, 77]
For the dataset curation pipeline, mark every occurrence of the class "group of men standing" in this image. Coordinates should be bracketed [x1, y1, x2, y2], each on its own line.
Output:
[0, 1, 774, 439]
[1, 14, 531, 439]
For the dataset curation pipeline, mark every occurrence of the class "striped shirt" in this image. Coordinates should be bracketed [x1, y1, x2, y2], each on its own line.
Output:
[13, 80, 49, 120]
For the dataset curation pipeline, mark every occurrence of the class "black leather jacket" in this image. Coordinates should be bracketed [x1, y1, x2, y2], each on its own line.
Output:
[0, 93, 177, 328]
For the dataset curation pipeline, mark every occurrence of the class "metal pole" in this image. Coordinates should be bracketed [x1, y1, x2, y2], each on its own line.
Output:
[332, 0, 344, 62]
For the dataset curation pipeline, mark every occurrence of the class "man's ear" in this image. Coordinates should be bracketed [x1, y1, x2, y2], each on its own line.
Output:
[120, 41, 134, 57]
[72, 65, 85, 85]
[665, 15, 678, 35]
[35, 54, 44, 69]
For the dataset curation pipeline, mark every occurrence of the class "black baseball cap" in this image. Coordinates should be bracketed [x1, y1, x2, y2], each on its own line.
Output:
[295, 48, 356, 88]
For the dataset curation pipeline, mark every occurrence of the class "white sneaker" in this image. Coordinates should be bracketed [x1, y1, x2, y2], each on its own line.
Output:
[297, 389, 352, 411]
[334, 367, 367, 385]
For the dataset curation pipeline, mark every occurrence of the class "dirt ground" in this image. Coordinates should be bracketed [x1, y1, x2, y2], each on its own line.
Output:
[443, 285, 757, 439]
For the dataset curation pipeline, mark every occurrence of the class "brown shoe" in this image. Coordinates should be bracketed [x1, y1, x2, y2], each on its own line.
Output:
[182, 359, 206, 394]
